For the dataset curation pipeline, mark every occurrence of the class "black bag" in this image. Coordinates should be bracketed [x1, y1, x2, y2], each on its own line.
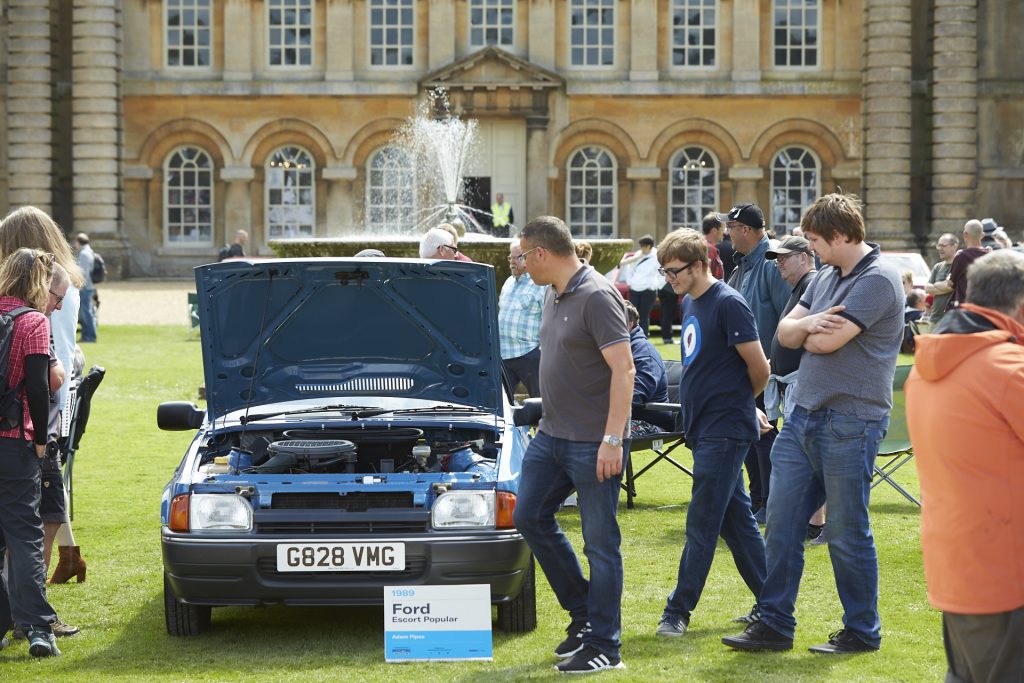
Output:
[90, 252, 107, 284]
[0, 306, 34, 431]
[217, 244, 231, 262]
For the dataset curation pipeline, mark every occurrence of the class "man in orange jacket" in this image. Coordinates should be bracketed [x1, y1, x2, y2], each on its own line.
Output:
[906, 249, 1024, 683]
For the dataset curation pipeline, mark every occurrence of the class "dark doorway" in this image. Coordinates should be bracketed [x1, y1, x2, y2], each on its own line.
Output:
[462, 176, 491, 233]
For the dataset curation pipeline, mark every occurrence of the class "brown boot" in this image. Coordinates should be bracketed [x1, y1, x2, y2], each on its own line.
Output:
[48, 546, 87, 584]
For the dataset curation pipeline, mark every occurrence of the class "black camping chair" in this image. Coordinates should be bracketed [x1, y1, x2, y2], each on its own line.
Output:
[871, 364, 920, 506]
[61, 365, 105, 520]
[622, 360, 690, 509]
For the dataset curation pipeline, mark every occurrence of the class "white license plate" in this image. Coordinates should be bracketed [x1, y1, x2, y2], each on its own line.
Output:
[276, 543, 406, 572]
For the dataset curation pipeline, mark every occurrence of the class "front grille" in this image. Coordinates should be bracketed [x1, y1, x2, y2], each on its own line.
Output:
[256, 555, 428, 580]
[271, 492, 414, 511]
[255, 520, 429, 535]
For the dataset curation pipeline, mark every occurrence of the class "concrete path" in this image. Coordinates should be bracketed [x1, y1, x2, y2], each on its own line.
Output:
[95, 279, 195, 325]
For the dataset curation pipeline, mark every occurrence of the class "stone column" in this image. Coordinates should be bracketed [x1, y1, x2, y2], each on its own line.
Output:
[325, 0, 354, 80]
[629, 0, 657, 81]
[224, 0, 253, 80]
[428, 0, 456, 71]
[221, 167, 255, 245]
[323, 166, 357, 236]
[525, 115, 550, 223]
[862, 0, 913, 248]
[6, 0, 54, 212]
[626, 169, 659, 239]
[731, 0, 760, 81]
[528, 0, 556, 70]
[928, 0, 978, 239]
[728, 166, 764, 206]
[72, 0, 122, 239]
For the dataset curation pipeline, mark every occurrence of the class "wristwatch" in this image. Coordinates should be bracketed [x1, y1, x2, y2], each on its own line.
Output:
[602, 434, 623, 448]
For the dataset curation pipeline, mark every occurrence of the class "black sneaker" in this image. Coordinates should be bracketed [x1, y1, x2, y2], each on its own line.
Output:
[808, 628, 879, 654]
[655, 614, 688, 637]
[554, 618, 591, 659]
[721, 620, 794, 651]
[554, 644, 625, 674]
[730, 603, 761, 624]
[27, 629, 61, 658]
[805, 523, 824, 542]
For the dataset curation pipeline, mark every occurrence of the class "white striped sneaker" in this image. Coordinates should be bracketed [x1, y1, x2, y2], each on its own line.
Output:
[554, 645, 625, 674]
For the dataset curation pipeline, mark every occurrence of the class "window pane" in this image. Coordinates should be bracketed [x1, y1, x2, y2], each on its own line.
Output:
[567, 146, 617, 238]
[165, 147, 214, 244]
[771, 147, 819, 234]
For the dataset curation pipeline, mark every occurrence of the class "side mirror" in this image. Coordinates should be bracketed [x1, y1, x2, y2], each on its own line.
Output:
[157, 401, 205, 431]
[513, 398, 543, 427]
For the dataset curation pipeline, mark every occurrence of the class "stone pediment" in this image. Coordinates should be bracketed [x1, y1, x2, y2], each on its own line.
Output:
[422, 47, 562, 91]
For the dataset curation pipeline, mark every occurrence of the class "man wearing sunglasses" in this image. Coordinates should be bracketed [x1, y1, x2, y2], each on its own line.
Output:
[511, 216, 633, 674]
[653, 228, 771, 640]
[418, 226, 458, 260]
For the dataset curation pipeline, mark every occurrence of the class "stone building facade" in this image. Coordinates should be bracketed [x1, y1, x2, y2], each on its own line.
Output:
[0, 0, 1020, 277]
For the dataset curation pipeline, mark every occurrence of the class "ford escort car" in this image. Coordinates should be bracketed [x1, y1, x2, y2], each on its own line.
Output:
[158, 257, 536, 636]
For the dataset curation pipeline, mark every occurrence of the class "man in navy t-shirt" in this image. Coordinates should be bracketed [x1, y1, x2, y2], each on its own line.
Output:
[653, 228, 771, 638]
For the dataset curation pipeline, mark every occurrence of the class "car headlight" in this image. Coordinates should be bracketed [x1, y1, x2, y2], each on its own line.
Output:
[431, 490, 495, 529]
[190, 494, 253, 531]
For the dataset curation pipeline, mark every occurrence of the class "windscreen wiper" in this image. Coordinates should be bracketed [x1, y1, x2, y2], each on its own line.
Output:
[371, 405, 490, 416]
[239, 404, 383, 425]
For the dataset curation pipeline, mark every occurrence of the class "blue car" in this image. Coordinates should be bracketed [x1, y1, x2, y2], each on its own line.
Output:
[158, 257, 536, 636]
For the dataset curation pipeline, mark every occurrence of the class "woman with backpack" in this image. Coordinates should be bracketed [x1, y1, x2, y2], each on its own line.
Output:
[0, 248, 62, 657]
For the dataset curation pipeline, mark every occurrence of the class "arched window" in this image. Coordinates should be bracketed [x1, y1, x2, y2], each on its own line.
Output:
[771, 146, 819, 234]
[669, 146, 718, 230]
[366, 146, 416, 234]
[164, 146, 214, 244]
[266, 146, 315, 238]
[567, 146, 616, 238]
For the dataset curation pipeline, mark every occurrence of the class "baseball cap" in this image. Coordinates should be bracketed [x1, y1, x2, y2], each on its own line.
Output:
[765, 236, 812, 260]
[716, 203, 765, 230]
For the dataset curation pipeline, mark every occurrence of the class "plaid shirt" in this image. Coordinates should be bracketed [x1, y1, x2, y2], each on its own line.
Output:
[498, 272, 545, 360]
[0, 297, 50, 442]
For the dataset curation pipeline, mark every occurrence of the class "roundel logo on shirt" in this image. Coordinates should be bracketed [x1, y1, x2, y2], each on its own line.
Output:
[682, 315, 701, 367]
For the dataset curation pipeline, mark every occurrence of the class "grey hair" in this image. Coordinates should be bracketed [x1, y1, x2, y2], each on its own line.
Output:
[419, 227, 454, 259]
[966, 250, 1024, 315]
[963, 219, 983, 239]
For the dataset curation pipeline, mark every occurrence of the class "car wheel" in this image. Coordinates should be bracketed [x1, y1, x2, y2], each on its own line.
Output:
[496, 556, 537, 633]
[164, 573, 211, 636]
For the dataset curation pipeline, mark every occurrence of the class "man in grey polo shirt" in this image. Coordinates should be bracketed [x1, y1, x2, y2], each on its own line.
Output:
[723, 193, 903, 655]
[511, 215, 634, 674]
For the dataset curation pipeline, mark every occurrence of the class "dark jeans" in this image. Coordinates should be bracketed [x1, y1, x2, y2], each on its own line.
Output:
[663, 437, 766, 621]
[943, 606, 1024, 683]
[502, 347, 541, 398]
[513, 430, 623, 658]
[759, 406, 888, 647]
[629, 289, 658, 337]
[0, 437, 58, 634]
[79, 287, 97, 342]
[657, 286, 679, 342]
[745, 393, 777, 511]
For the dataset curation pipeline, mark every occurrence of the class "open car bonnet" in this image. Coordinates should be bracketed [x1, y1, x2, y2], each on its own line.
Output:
[194, 258, 504, 421]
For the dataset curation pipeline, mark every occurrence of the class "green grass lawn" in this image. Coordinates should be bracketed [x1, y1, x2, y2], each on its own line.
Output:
[0, 326, 942, 681]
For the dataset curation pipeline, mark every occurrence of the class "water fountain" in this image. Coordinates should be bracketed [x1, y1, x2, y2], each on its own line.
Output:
[269, 89, 631, 279]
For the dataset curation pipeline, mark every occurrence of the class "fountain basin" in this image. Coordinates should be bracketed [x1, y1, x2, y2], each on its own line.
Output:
[270, 236, 634, 284]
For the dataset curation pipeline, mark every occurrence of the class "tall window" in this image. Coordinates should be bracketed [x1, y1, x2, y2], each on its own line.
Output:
[266, 147, 315, 239]
[570, 0, 614, 67]
[469, 0, 514, 48]
[165, 147, 214, 244]
[671, 0, 716, 67]
[369, 0, 415, 67]
[773, 0, 819, 68]
[567, 147, 616, 238]
[669, 147, 718, 230]
[771, 147, 819, 234]
[366, 147, 416, 234]
[165, 0, 211, 68]
[268, 0, 313, 67]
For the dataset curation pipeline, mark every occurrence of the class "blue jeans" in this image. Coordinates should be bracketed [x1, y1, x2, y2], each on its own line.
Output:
[664, 437, 766, 621]
[79, 287, 97, 342]
[513, 430, 623, 658]
[760, 406, 889, 647]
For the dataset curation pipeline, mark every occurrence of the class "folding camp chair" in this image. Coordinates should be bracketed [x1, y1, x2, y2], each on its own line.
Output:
[622, 360, 690, 509]
[871, 364, 920, 506]
[187, 292, 200, 336]
[61, 365, 106, 520]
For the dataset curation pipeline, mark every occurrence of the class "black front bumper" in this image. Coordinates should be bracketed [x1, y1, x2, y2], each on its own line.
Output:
[162, 529, 531, 607]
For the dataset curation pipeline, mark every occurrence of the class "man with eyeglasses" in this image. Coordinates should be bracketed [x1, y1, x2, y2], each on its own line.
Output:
[925, 233, 958, 328]
[498, 241, 546, 398]
[721, 203, 790, 526]
[653, 227, 771, 640]
[511, 216, 634, 674]
[418, 226, 459, 260]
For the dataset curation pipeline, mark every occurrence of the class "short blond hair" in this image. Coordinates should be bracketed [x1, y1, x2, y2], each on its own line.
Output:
[657, 228, 708, 268]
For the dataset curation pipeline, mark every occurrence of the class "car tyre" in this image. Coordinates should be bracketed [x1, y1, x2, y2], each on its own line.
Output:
[497, 556, 537, 633]
[164, 573, 211, 636]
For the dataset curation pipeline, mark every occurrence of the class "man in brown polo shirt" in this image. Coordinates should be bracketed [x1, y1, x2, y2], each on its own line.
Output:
[511, 215, 634, 674]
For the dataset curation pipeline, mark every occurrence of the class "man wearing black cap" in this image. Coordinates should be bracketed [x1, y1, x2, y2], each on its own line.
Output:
[721, 203, 790, 525]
